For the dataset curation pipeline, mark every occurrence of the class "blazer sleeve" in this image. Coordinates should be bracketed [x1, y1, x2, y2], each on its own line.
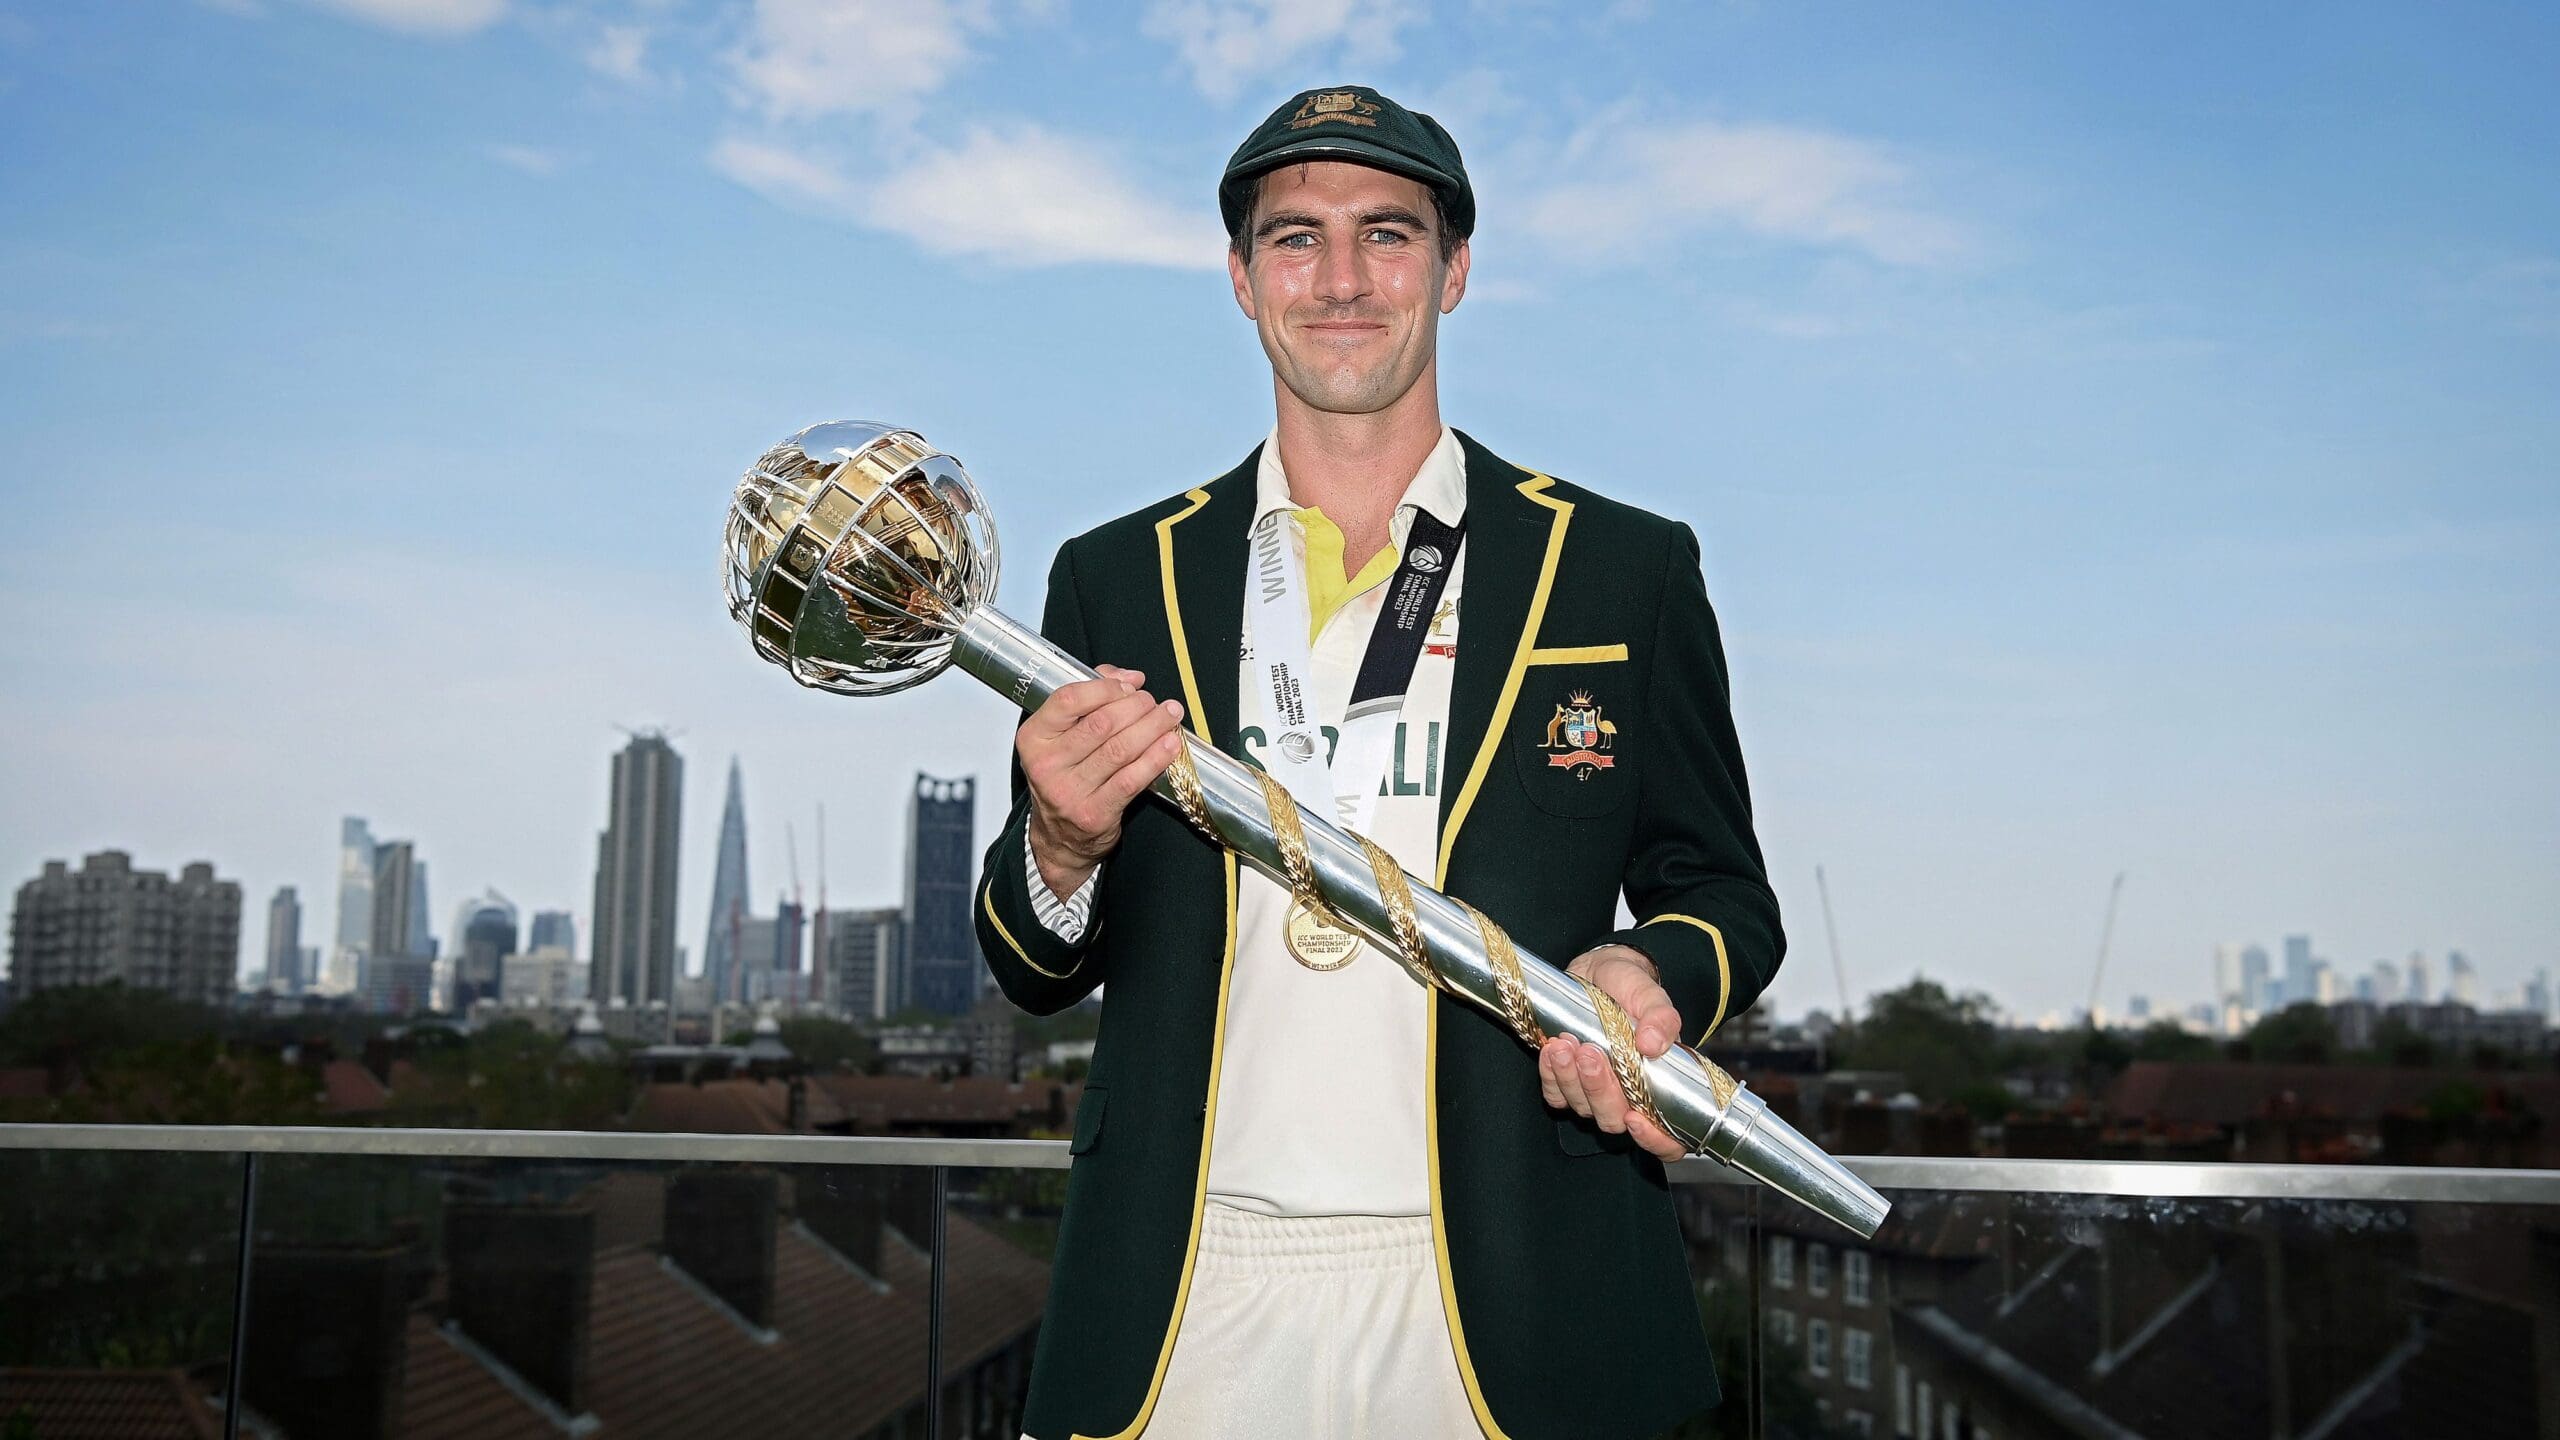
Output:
[1595, 523, 1785, 1043]
[973, 540, 1108, 1015]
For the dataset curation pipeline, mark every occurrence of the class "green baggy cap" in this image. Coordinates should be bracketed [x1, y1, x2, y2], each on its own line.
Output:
[1219, 85, 1474, 243]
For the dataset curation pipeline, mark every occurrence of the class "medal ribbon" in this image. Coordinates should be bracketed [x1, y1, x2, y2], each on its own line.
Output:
[1244, 504, 1464, 825]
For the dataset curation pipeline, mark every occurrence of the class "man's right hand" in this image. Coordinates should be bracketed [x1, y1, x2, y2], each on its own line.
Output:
[1021, 664, 1187, 903]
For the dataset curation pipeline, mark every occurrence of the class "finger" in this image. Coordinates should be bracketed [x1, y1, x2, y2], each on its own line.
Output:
[1092, 664, 1145, 687]
[1580, 1042, 1629, 1134]
[1538, 1043, 1568, 1110]
[1547, 1038, 1593, 1118]
[1095, 720, 1187, 810]
[1068, 697, 1182, 796]
[1032, 675, 1140, 735]
[1626, 1110, 1686, 1162]
[1043, 688, 1164, 774]
[1600, 958, 1681, 1058]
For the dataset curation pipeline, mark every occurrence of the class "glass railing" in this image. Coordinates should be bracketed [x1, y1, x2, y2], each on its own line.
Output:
[3, 1127, 2553, 1440]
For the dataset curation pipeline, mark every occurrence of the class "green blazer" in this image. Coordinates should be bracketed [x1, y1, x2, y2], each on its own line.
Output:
[974, 432, 1784, 1440]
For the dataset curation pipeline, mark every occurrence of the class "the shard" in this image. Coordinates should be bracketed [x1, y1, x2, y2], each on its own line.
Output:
[703, 757, 750, 1006]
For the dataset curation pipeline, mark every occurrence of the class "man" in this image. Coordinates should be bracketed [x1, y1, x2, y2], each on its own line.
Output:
[974, 85, 1783, 1440]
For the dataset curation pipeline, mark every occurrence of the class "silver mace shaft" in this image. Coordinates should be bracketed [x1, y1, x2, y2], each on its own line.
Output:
[952, 604, 1889, 1238]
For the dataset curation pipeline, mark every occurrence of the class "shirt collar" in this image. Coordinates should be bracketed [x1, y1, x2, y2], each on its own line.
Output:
[1252, 426, 1468, 528]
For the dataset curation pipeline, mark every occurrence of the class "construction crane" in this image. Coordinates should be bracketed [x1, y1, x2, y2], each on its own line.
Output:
[2085, 872, 2126, 1025]
[785, 821, 805, 983]
[1815, 865, 1853, 1021]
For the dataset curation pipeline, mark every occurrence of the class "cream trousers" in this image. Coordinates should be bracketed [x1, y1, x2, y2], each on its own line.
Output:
[1062, 1201, 1485, 1439]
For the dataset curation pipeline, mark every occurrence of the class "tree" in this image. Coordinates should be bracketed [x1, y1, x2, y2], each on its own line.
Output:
[2244, 1003, 2336, 1064]
[1834, 977, 2002, 1104]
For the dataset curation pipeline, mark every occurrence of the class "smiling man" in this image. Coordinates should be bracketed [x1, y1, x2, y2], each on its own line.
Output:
[974, 85, 1785, 1440]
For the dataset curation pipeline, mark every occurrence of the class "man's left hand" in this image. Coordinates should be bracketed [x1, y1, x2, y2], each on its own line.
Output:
[1540, 944, 1686, 1161]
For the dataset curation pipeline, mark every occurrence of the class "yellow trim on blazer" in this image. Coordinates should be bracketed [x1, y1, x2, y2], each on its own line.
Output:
[1521, 642, 1627, 666]
[1075, 488, 1238, 1440]
[982, 880, 1082, 981]
[1642, 912, 1733, 1041]
[1427, 469, 1575, 1440]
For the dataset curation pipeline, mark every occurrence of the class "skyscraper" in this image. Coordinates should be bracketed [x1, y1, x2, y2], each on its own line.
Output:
[331, 817, 376, 996]
[901, 773, 977, 1017]
[2281, 935, 2315, 1010]
[2239, 943, 2271, 1014]
[10, 852, 240, 1008]
[703, 758, 750, 1006]
[450, 891, 518, 1011]
[2447, 950, 2478, 1006]
[2407, 950, 2432, 1003]
[265, 885, 303, 994]
[592, 731, 683, 1008]
[365, 840, 434, 1014]
[827, 906, 904, 1021]
[528, 909, 576, 955]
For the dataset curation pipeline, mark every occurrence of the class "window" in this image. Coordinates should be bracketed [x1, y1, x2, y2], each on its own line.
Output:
[1846, 1410, 1875, 1437]
[1944, 1402, 1960, 1439]
[1728, 1218, 1750, 1275]
[1769, 1235, 1795, 1289]
[1845, 1327, 1873, 1390]
[1808, 1319, 1833, 1378]
[1918, 1382, 1934, 1440]
[1895, 1365, 1911, 1437]
[1846, 1248, 1873, 1306]
[1771, 1308, 1798, 1348]
[1808, 1242, 1832, 1296]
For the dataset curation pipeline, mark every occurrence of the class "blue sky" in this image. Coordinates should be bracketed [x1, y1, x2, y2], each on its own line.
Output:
[2, 0, 2553, 1023]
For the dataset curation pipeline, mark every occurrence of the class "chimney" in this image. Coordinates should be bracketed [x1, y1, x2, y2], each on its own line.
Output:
[665, 1168, 781, 1331]
[795, 1169, 885, 1278]
[240, 1243, 411, 1440]
[443, 1199, 596, 1417]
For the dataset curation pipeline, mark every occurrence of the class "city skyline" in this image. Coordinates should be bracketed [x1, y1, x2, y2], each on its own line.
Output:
[2, 4, 2552, 1022]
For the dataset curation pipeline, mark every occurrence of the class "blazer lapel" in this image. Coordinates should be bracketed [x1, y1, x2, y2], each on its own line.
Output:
[1158, 447, 1256, 751]
[1438, 430, 1570, 886]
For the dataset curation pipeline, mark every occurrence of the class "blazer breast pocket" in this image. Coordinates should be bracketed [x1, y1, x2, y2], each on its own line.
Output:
[1509, 646, 1634, 819]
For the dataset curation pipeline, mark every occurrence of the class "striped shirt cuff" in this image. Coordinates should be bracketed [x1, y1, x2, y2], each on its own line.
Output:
[1025, 825, 1099, 942]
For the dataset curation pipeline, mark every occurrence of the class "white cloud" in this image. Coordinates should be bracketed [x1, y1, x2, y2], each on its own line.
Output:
[1142, 0, 1422, 104]
[1524, 117, 1968, 268]
[486, 142, 569, 175]
[726, 0, 990, 121]
[711, 129, 1226, 271]
[584, 21, 652, 81]
[301, 0, 506, 36]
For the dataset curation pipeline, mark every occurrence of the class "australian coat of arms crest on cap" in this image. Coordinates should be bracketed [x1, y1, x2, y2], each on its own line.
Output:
[1540, 690, 1616, 780]
[1288, 90, 1382, 129]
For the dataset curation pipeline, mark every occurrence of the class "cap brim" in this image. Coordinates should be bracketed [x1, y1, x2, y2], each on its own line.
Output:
[1221, 136, 1462, 227]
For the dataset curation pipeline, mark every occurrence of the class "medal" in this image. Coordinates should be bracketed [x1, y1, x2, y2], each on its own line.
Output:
[1285, 899, 1362, 971]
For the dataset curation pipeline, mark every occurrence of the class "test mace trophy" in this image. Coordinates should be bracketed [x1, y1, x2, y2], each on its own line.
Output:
[723, 420, 1890, 1238]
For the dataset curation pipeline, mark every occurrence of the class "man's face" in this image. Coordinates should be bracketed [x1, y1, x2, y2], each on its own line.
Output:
[1228, 161, 1470, 417]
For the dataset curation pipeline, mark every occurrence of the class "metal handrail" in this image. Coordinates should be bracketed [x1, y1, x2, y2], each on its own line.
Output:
[5, 1123, 2556, 1204]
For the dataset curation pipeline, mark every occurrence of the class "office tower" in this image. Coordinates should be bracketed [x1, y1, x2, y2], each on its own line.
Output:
[364, 841, 435, 1014]
[703, 758, 750, 1006]
[502, 944, 582, 1008]
[9, 851, 240, 1008]
[2127, 994, 2150, 1021]
[2281, 935, 2314, 1010]
[592, 731, 683, 1008]
[2311, 961, 2339, 1004]
[528, 909, 576, 955]
[2239, 944, 2271, 1014]
[2370, 959, 2400, 1004]
[2447, 951, 2477, 1006]
[265, 886, 303, 995]
[332, 817, 376, 996]
[451, 891, 518, 1011]
[2526, 969, 2553, 1021]
[901, 773, 977, 1018]
[2407, 951, 2432, 1003]
[2213, 943, 2241, 1012]
[828, 906, 904, 1021]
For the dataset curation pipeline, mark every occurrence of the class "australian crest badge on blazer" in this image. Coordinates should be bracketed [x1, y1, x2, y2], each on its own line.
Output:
[1540, 690, 1617, 780]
